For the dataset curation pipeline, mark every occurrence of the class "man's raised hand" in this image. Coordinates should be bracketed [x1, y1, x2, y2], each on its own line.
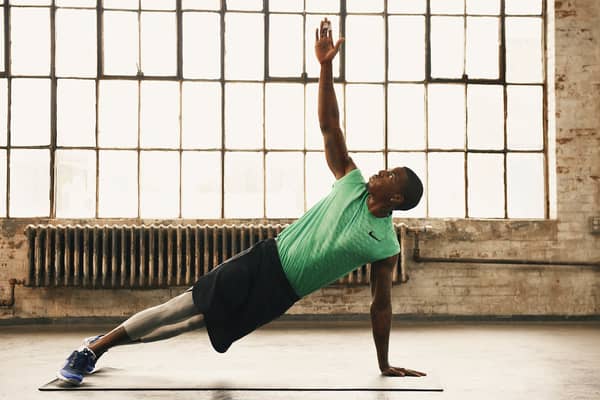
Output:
[315, 18, 344, 65]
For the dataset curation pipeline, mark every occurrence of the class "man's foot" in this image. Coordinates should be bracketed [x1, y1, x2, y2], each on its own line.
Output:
[57, 348, 97, 386]
[81, 335, 103, 373]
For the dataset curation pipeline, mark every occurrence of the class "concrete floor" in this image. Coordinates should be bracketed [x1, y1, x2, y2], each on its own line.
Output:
[0, 321, 599, 400]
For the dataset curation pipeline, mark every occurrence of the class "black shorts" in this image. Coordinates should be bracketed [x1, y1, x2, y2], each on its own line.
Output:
[191, 238, 300, 353]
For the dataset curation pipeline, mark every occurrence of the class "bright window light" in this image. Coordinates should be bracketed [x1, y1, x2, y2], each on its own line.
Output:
[182, 151, 221, 218]
[10, 149, 50, 217]
[56, 9, 97, 77]
[55, 150, 96, 218]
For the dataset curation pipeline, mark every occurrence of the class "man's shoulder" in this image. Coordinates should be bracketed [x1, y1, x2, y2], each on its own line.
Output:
[333, 168, 365, 189]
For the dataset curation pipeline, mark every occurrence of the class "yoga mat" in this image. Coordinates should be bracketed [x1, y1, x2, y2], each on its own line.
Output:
[40, 367, 443, 392]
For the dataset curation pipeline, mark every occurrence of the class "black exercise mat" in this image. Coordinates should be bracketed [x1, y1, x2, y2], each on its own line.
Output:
[40, 367, 443, 392]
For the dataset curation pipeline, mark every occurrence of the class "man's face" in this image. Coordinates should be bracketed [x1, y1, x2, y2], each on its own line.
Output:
[366, 167, 408, 200]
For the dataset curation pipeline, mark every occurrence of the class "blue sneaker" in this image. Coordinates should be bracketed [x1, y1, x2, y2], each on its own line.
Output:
[57, 348, 97, 386]
[81, 335, 103, 373]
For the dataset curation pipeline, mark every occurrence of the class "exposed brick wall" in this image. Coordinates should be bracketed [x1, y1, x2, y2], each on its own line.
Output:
[0, 0, 599, 320]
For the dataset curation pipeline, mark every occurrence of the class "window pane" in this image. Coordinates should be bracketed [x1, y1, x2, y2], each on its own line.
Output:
[225, 13, 263, 80]
[428, 152, 465, 217]
[104, 0, 137, 9]
[57, 79, 96, 147]
[55, 150, 96, 218]
[9, 149, 49, 217]
[431, 16, 464, 79]
[182, 0, 220, 10]
[269, 14, 303, 77]
[0, 150, 6, 216]
[506, 17, 543, 83]
[269, 0, 302, 12]
[140, 151, 179, 218]
[305, 0, 339, 12]
[388, 16, 425, 81]
[428, 84, 465, 150]
[507, 85, 543, 150]
[98, 80, 138, 148]
[56, 9, 97, 77]
[466, 0, 500, 14]
[505, 0, 542, 15]
[507, 153, 544, 218]
[10, 7, 50, 75]
[0, 79, 6, 146]
[141, 12, 176, 76]
[104, 11, 139, 75]
[305, 152, 334, 209]
[11, 79, 51, 146]
[142, 0, 175, 10]
[387, 0, 426, 14]
[305, 83, 344, 150]
[388, 84, 426, 150]
[226, 0, 262, 11]
[182, 151, 221, 218]
[347, 0, 383, 13]
[467, 153, 504, 218]
[346, 85, 384, 151]
[183, 12, 220, 79]
[140, 81, 179, 149]
[266, 152, 303, 218]
[182, 82, 221, 149]
[56, 0, 97, 6]
[346, 16, 384, 82]
[225, 83, 263, 149]
[224, 152, 263, 218]
[349, 152, 384, 179]
[466, 17, 499, 79]
[387, 152, 426, 217]
[98, 150, 137, 217]
[467, 84, 503, 150]
[431, 0, 463, 14]
[266, 84, 303, 149]
[305, 15, 340, 78]
[0, 8, 4, 72]
[11, 0, 50, 4]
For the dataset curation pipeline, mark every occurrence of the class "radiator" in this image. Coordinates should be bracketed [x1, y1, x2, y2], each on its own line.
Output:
[25, 224, 403, 289]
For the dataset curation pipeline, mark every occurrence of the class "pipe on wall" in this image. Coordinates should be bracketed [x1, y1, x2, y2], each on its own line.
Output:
[0, 279, 26, 308]
[411, 233, 600, 268]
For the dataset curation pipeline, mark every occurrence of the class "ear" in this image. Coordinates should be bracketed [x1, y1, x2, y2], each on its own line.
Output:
[389, 194, 404, 207]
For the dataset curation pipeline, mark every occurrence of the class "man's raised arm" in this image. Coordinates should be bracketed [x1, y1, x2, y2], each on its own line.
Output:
[315, 19, 355, 180]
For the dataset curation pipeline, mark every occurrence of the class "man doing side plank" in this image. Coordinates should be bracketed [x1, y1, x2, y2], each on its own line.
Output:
[57, 18, 425, 385]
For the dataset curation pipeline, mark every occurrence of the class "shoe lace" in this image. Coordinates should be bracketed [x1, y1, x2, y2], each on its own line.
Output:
[68, 350, 93, 371]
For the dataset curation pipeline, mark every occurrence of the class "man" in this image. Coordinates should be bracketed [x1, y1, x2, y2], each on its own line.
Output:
[57, 18, 426, 385]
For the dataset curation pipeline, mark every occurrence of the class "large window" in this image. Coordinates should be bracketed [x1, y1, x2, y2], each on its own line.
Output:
[0, 0, 548, 219]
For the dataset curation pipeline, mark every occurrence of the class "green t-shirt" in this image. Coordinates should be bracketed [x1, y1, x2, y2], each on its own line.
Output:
[276, 169, 400, 297]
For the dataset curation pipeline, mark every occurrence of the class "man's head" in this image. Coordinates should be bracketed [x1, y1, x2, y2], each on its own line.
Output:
[366, 167, 423, 212]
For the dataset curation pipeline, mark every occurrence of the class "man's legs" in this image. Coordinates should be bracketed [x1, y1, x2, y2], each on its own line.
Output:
[58, 289, 203, 384]
[88, 290, 203, 358]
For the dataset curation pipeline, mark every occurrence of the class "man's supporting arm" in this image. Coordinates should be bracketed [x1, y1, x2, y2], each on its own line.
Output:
[370, 255, 427, 377]
[370, 255, 396, 372]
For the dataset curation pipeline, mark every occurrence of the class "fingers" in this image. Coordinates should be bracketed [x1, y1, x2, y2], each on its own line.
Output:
[382, 367, 427, 377]
[404, 369, 427, 377]
[334, 38, 344, 52]
[382, 367, 405, 377]
[318, 18, 332, 40]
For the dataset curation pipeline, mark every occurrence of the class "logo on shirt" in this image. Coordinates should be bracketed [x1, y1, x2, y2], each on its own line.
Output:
[368, 231, 381, 242]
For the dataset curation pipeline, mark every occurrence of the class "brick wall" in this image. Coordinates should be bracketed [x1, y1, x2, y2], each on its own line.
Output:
[1, 0, 599, 320]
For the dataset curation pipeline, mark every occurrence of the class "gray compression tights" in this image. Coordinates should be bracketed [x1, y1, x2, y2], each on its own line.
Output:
[119, 290, 205, 343]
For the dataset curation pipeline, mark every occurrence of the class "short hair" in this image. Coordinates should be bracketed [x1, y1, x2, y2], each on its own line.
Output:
[397, 167, 423, 211]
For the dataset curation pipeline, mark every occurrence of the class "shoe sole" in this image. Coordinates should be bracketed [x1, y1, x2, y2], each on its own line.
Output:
[56, 372, 82, 386]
